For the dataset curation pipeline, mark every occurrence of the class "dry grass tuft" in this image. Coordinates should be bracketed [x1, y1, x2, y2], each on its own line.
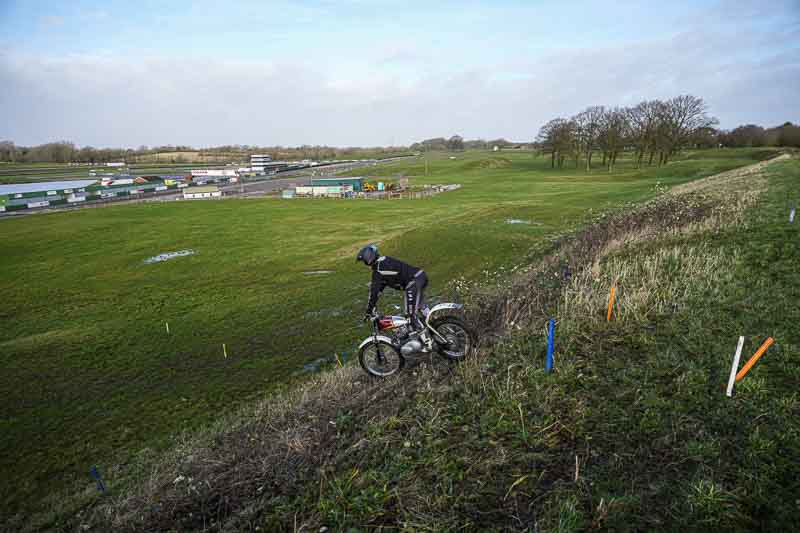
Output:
[670, 153, 788, 196]
[559, 244, 738, 329]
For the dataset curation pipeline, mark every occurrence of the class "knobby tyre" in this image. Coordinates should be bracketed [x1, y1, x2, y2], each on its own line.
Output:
[359, 340, 404, 377]
[430, 316, 474, 361]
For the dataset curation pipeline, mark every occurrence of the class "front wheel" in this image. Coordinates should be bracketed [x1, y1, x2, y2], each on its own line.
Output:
[430, 317, 474, 360]
[359, 339, 404, 377]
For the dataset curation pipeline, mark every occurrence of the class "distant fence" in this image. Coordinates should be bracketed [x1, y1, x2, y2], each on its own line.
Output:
[291, 184, 461, 200]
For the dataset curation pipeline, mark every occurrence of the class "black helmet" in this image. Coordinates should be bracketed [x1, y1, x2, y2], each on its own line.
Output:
[356, 244, 379, 266]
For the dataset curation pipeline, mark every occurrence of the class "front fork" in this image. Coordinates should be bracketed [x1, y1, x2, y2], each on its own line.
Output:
[372, 322, 386, 363]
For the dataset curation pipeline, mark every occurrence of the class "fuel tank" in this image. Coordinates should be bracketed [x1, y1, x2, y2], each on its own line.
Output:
[378, 315, 410, 330]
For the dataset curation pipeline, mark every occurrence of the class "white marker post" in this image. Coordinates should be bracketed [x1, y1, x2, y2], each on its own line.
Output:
[223, 343, 228, 359]
[726, 336, 745, 397]
[165, 322, 170, 334]
[790, 207, 796, 224]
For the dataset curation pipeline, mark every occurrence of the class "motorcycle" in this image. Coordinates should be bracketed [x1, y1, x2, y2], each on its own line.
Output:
[357, 303, 474, 377]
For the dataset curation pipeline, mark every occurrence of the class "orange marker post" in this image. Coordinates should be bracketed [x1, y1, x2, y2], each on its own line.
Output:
[735, 337, 774, 382]
[606, 285, 616, 322]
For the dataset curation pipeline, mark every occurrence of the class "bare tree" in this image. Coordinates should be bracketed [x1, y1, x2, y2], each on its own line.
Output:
[537, 118, 576, 168]
[572, 106, 605, 171]
[537, 119, 562, 168]
[0, 141, 16, 162]
[625, 100, 663, 168]
[659, 95, 718, 164]
[721, 125, 766, 147]
[597, 107, 628, 172]
[446, 135, 464, 150]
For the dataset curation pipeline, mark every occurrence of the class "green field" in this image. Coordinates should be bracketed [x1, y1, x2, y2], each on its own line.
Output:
[0, 148, 778, 518]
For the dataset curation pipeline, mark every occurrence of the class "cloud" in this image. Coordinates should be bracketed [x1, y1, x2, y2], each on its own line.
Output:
[1, 11, 798, 148]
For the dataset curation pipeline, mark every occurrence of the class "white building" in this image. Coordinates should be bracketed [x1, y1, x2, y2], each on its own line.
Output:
[190, 169, 237, 177]
[189, 169, 237, 184]
[295, 185, 353, 198]
[250, 154, 272, 171]
[183, 186, 222, 199]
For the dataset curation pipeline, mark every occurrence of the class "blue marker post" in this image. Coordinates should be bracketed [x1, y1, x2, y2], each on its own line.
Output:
[545, 319, 555, 373]
[90, 465, 106, 493]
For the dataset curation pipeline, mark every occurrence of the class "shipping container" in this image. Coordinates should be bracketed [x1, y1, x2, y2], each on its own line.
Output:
[311, 177, 364, 192]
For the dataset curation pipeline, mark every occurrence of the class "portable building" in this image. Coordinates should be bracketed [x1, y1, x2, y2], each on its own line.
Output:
[311, 177, 364, 192]
[183, 186, 222, 199]
[295, 185, 353, 198]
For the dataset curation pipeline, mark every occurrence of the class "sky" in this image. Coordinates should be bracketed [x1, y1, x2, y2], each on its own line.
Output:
[0, 0, 798, 148]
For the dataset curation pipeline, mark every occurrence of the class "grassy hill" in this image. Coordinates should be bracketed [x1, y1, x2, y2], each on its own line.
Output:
[69, 152, 798, 532]
[2, 148, 791, 528]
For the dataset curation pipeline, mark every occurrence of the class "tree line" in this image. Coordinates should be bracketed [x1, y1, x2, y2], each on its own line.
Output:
[2, 137, 524, 164]
[536, 95, 721, 171]
[3, 109, 798, 166]
[719, 122, 800, 148]
[537, 95, 800, 172]
[0, 142, 412, 165]
[410, 136, 522, 151]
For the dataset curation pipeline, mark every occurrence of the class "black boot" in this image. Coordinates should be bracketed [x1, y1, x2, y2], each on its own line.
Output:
[414, 317, 432, 352]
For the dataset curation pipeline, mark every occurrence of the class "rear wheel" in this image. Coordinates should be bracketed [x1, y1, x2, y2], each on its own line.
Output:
[430, 317, 474, 360]
[359, 340, 404, 377]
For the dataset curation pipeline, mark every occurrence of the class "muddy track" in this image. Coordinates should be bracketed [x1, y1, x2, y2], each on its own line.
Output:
[83, 154, 788, 531]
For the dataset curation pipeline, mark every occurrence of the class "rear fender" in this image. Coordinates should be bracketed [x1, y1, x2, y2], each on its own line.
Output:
[425, 303, 464, 340]
[426, 303, 463, 321]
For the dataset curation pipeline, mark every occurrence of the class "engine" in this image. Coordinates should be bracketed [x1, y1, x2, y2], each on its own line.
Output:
[401, 339, 423, 356]
[376, 315, 423, 355]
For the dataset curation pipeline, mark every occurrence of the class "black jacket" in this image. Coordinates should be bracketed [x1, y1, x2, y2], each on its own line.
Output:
[366, 256, 422, 312]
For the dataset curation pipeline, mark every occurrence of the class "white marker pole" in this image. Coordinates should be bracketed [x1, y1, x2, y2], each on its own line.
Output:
[223, 343, 228, 359]
[790, 208, 796, 224]
[726, 336, 745, 397]
[165, 322, 170, 334]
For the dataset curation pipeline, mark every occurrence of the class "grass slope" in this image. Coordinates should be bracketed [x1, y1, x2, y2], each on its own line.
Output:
[0, 148, 782, 523]
[68, 153, 799, 532]
[308, 155, 799, 530]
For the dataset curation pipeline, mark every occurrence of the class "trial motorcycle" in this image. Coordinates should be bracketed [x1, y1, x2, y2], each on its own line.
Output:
[357, 303, 474, 377]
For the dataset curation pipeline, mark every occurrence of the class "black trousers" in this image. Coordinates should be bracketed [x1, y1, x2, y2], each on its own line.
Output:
[404, 271, 428, 326]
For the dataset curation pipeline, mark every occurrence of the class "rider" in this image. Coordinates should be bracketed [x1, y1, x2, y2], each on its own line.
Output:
[357, 244, 429, 336]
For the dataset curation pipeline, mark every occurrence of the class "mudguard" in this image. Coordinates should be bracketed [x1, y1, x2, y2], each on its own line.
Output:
[425, 303, 465, 334]
[427, 303, 463, 318]
[358, 335, 396, 351]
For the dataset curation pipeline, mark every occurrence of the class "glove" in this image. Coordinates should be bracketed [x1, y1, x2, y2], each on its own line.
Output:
[363, 312, 375, 323]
